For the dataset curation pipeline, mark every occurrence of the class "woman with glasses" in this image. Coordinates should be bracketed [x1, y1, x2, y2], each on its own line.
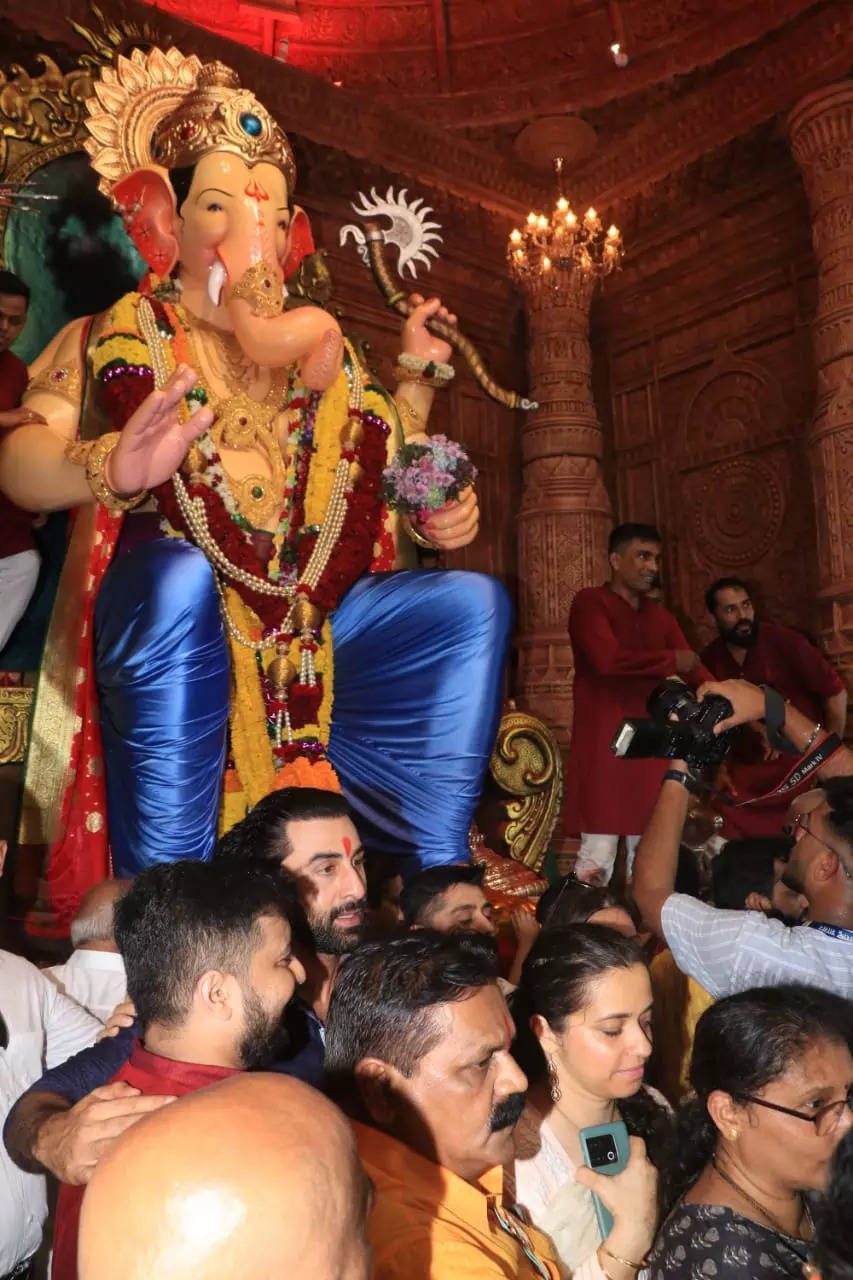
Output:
[650, 983, 853, 1279]
[507, 925, 673, 1280]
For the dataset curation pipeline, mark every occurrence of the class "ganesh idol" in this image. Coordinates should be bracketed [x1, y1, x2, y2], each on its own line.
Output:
[0, 48, 510, 930]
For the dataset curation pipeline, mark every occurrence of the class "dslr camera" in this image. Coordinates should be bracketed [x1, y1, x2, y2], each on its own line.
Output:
[610, 678, 735, 771]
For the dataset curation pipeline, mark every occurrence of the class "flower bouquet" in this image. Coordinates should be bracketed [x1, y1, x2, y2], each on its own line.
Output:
[382, 434, 477, 520]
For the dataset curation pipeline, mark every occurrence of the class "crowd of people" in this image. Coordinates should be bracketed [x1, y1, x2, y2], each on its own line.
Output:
[2, 682, 853, 1278]
[2, 381, 853, 1276]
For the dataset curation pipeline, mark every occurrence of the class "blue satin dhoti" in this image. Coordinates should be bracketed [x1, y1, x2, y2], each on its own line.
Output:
[94, 539, 511, 878]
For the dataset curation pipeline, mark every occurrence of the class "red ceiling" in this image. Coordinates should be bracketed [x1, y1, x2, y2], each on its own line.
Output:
[142, 0, 824, 138]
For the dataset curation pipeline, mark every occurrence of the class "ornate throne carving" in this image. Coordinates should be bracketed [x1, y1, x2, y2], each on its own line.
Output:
[471, 701, 563, 905]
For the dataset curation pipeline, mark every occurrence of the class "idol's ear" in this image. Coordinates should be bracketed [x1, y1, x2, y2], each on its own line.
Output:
[112, 167, 180, 280]
[282, 205, 315, 280]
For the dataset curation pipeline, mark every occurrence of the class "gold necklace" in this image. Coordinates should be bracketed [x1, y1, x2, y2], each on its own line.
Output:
[711, 1161, 813, 1240]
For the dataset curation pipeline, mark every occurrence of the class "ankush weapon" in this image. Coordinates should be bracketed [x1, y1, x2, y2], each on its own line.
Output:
[340, 186, 537, 412]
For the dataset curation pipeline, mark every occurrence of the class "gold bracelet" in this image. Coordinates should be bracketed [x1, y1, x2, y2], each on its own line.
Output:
[84, 432, 147, 512]
[394, 397, 426, 439]
[65, 438, 95, 468]
[599, 1244, 645, 1272]
[392, 364, 453, 390]
[402, 515, 438, 551]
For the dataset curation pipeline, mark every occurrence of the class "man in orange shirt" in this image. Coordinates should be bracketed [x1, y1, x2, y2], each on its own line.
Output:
[325, 931, 564, 1278]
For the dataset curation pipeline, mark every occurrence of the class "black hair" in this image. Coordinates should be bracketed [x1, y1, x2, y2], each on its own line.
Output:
[608, 523, 662, 556]
[213, 787, 353, 866]
[364, 850, 403, 910]
[325, 930, 499, 1082]
[168, 166, 196, 217]
[669, 984, 853, 1208]
[705, 576, 750, 614]
[710, 837, 793, 910]
[511, 925, 673, 1178]
[822, 777, 853, 862]
[534, 876, 640, 931]
[0, 269, 29, 302]
[400, 863, 486, 928]
[814, 1129, 853, 1280]
[113, 858, 301, 1029]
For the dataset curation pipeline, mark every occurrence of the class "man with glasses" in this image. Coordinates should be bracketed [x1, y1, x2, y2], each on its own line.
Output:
[633, 677, 853, 998]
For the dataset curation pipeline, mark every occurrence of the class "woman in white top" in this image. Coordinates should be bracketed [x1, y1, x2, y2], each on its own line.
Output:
[505, 925, 672, 1280]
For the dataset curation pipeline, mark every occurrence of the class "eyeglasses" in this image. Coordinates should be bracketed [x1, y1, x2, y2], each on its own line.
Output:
[782, 812, 853, 882]
[739, 1082, 853, 1137]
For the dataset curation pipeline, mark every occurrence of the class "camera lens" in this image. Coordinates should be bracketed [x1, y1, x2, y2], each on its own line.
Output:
[586, 1134, 620, 1167]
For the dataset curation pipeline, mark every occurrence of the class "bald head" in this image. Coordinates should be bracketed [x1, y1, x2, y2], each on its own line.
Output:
[79, 1074, 371, 1280]
[71, 879, 131, 951]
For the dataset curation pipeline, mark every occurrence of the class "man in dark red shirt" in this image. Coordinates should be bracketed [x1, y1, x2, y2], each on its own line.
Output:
[565, 522, 710, 884]
[50, 858, 307, 1280]
[701, 576, 847, 838]
[0, 269, 47, 654]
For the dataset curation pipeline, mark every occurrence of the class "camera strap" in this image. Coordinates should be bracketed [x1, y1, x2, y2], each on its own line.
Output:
[807, 922, 853, 942]
[704, 732, 844, 808]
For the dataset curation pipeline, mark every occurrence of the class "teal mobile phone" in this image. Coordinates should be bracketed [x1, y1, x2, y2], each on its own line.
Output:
[578, 1120, 631, 1239]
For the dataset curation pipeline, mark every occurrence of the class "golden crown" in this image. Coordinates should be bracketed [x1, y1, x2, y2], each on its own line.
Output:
[83, 48, 296, 197]
[151, 62, 296, 191]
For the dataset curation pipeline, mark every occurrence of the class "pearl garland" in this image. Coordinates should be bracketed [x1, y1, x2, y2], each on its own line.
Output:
[138, 298, 367, 671]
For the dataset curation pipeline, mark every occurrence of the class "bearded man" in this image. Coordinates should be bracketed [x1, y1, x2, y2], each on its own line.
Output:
[49, 857, 306, 1280]
[701, 577, 847, 838]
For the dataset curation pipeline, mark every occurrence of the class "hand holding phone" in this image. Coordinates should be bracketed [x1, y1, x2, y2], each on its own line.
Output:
[578, 1121, 631, 1238]
[576, 1126, 659, 1262]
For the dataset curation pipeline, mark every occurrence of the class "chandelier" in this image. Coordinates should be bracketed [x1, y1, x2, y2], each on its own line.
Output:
[507, 158, 624, 287]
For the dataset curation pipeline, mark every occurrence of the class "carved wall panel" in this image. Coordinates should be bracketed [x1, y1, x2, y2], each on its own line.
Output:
[602, 158, 819, 657]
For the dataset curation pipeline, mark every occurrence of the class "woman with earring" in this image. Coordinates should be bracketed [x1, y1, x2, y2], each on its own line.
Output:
[507, 925, 672, 1280]
[650, 984, 853, 1279]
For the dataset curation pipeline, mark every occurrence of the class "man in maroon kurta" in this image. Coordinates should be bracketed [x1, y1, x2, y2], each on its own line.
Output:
[565, 523, 710, 883]
[0, 270, 48, 654]
[51, 859, 306, 1280]
[701, 576, 847, 839]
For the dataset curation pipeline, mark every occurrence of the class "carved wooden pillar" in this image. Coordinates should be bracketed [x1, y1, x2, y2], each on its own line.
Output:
[788, 82, 853, 704]
[516, 270, 612, 757]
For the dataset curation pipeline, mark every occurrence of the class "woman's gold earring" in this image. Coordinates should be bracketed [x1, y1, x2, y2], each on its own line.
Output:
[729, 1129, 739, 1140]
[547, 1056, 561, 1104]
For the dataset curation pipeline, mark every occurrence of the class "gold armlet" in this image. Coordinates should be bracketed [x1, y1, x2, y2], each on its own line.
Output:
[83, 432, 147, 512]
[401, 515, 437, 551]
[394, 397, 427, 440]
[25, 364, 82, 406]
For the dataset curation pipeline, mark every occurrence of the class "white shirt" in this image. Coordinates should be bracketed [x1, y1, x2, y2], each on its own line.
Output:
[661, 894, 853, 998]
[0, 950, 101, 1273]
[44, 949, 127, 1025]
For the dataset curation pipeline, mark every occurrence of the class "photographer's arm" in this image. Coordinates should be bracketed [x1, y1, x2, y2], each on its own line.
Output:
[698, 678, 853, 777]
[632, 775, 690, 938]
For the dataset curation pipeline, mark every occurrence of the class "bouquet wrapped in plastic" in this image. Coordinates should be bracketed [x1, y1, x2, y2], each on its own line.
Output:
[382, 433, 477, 520]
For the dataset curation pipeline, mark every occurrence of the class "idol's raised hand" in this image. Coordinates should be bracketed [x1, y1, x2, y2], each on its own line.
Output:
[401, 293, 457, 366]
[106, 364, 213, 497]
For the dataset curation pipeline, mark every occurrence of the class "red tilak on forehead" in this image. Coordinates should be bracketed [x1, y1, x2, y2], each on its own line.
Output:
[342, 836, 352, 858]
[503, 1010, 513, 1050]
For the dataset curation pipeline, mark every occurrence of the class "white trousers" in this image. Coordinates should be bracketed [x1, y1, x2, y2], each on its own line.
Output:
[574, 833, 641, 884]
[0, 548, 40, 653]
